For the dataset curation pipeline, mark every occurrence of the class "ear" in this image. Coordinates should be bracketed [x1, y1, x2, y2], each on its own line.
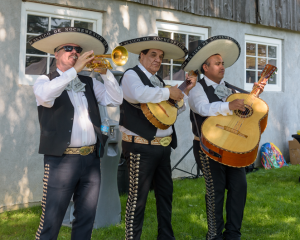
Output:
[54, 51, 59, 60]
[202, 63, 209, 73]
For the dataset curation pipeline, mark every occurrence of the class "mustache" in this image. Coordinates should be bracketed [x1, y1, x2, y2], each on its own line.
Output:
[69, 55, 78, 60]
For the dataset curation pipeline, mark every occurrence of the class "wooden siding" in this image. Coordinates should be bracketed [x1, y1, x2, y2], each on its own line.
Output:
[122, 0, 300, 32]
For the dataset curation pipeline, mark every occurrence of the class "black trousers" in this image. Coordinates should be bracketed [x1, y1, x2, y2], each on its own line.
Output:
[193, 140, 247, 240]
[122, 141, 175, 240]
[35, 151, 100, 240]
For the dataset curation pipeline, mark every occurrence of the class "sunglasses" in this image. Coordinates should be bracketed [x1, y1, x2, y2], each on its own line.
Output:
[56, 45, 83, 53]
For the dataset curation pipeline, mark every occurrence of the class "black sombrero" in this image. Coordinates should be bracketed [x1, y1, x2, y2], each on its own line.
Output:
[29, 27, 108, 55]
[181, 35, 241, 72]
[119, 33, 188, 60]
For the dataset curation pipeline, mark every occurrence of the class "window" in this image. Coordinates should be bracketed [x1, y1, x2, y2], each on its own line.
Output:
[156, 22, 208, 85]
[19, 2, 103, 85]
[245, 35, 282, 91]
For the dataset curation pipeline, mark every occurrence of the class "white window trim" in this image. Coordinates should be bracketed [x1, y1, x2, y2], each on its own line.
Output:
[156, 22, 208, 86]
[19, 2, 103, 85]
[245, 35, 282, 92]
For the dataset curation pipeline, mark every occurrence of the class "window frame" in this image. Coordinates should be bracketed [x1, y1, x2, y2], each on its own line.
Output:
[244, 35, 282, 92]
[156, 22, 208, 86]
[19, 2, 103, 85]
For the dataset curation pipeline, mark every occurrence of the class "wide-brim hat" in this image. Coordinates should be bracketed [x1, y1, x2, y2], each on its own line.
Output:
[29, 27, 108, 55]
[119, 33, 188, 59]
[181, 35, 241, 71]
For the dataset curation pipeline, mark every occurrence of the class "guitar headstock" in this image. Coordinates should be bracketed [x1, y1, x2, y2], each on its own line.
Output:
[260, 64, 277, 80]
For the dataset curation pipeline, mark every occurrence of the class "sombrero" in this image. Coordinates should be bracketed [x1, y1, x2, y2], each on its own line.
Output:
[119, 33, 188, 60]
[181, 35, 241, 72]
[29, 27, 108, 55]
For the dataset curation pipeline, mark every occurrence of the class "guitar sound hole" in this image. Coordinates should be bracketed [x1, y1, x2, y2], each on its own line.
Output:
[234, 104, 253, 118]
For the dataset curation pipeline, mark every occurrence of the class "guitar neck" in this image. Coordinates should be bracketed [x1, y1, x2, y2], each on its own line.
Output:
[250, 64, 277, 96]
[177, 70, 198, 92]
[178, 80, 189, 92]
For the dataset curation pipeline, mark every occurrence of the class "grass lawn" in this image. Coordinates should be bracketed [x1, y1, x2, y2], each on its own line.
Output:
[1, 165, 300, 240]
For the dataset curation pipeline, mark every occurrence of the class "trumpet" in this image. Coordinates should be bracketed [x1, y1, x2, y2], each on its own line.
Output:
[86, 46, 128, 72]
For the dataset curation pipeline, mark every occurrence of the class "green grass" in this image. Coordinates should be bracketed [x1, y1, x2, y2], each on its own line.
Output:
[1, 165, 300, 240]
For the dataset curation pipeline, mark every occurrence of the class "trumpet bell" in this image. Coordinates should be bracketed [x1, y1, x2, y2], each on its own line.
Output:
[111, 46, 128, 66]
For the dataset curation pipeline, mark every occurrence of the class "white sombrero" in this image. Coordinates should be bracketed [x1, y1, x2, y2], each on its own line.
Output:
[119, 33, 188, 59]
[29, 27, 108, 55]
[181, 35, 241, 72]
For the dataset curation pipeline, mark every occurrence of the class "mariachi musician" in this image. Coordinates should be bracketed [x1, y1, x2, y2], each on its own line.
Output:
[31, 27, 123, 240]
[118, 34, 197, 240]
[182, 36, 265, 240]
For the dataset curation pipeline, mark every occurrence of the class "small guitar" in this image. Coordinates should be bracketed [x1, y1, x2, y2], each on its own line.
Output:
[141, 71, 198, 130]
[201, 64, 277, 167]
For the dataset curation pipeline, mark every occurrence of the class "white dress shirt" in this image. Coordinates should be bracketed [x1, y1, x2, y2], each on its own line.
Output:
[188, 75, 233, 117]
[119, 63, 188, 138]
[33, 67, 123, 147]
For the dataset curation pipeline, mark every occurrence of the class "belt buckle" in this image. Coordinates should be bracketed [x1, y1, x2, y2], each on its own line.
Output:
[79, 146, 92, 156]
[159, 136, 172, 147]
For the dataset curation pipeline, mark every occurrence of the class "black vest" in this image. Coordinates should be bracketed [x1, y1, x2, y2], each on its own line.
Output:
[37, 70, 108, 157]
[119, 66, 177, 149]
[190, 78, 246, 137]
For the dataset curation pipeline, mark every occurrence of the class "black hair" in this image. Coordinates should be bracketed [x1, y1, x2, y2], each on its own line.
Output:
[200, 53, 221, 74]
[138, 49, 150, 60]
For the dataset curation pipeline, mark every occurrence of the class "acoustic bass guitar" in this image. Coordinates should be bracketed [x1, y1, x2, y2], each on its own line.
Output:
[141, 71, 197, 130]
[200, 64, 277, 167]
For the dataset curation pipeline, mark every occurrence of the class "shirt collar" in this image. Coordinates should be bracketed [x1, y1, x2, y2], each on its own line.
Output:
[138, 63, 155, 79]
[204, 75, 225, 86]
[56, 68, 63, 76]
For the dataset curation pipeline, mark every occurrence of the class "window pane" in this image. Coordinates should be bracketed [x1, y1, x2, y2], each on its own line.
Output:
[268, 46, 277, 58]
[189, 35, 200, 44]
[25, 57, 56, 75]
[27, 15, 49, 34]
[268, 73, 277, 84]
[174, 33, 186, 46]
[51, 18, 71, 30]
[246, 57, 256, 69]
[258, 44, 266, 57]
[25, 56, 47, 75]
[49, 57, 57, 73]
[26, 35, 47, 55]
[74, 21, 93, 30]
[246, 43, 256, 56]
[257, 71, 262, 81]
[158, 31, 171, 39]
[157, 64, 170, 80]
[268, 59, 277, 67]
[173, 66, 185, 81]
[258, 58, 267, 70]
[173, 58, 184, 65]
[246, 71, 256, 83]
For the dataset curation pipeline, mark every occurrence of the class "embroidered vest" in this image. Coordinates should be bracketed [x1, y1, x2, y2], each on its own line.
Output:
[119, 65, 178, 149]
[37, 70, 108, 157]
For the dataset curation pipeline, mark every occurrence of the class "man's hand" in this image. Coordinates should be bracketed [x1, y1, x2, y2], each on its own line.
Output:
[183, 73, 197, 96]
[169, 85, 184, 101]
[73, 50, 95, 73]
[229, 99, 245, 111]
[253, 82, 266, 96]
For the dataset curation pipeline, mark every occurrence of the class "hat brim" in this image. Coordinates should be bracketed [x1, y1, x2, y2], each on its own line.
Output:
[119, 36, 188, 59]
[30, 28, 108, 55]
[182, 36, 241, 71]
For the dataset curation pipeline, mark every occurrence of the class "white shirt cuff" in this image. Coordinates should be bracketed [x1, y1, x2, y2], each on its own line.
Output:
[100, 69, 114, 83]
[162, 87, 170, 100]
[221, 102, 233, 115]
[64, 67, 77, 80]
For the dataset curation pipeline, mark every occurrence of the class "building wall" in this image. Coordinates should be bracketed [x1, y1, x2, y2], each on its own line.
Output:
[0, 0, 299, 209]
